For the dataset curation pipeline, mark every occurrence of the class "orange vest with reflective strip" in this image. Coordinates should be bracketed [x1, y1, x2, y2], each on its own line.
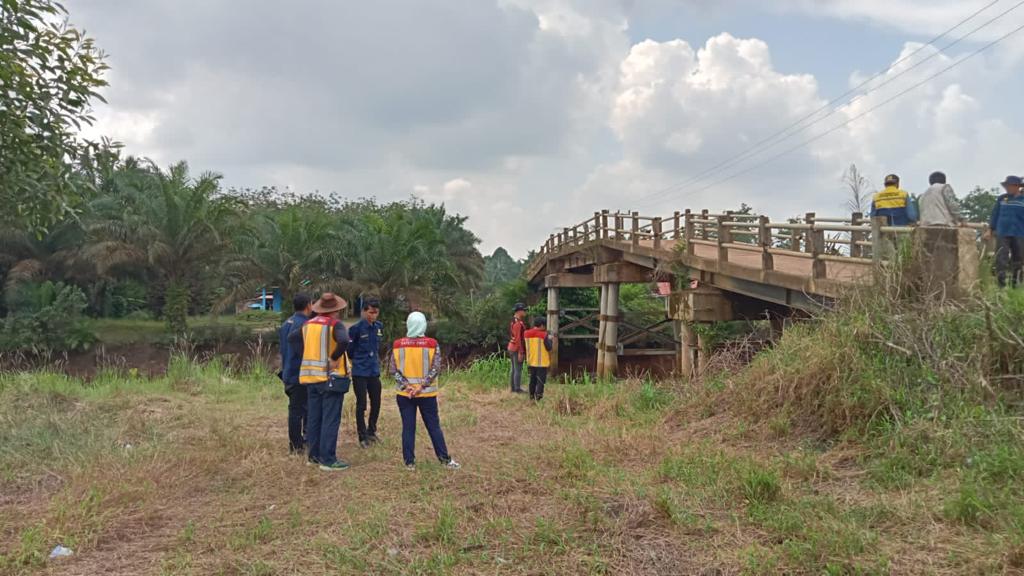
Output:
[392, 337, 439, 398]
[299, 316, 349, 384]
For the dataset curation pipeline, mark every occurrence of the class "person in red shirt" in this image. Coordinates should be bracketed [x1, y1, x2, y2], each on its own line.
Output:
[507, 303, 528, 394]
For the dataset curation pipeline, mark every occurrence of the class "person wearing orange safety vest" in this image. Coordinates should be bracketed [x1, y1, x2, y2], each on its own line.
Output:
[288, 292, 351, 471]
[389, 311, 460, 471]
[524, 316, 554, 401]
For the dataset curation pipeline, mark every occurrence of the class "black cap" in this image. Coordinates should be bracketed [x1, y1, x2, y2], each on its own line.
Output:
[513, 303, 527, 312]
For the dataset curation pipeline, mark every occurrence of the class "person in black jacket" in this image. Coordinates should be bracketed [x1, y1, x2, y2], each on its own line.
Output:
[278, 293, 312, 454]
[348, 299, 384, 448]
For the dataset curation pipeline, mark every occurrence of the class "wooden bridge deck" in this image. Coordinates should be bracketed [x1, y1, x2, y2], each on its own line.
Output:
[528, 210, 986, 310]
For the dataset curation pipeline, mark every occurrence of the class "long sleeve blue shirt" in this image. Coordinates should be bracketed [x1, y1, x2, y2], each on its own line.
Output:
[347, 318, 384, 377]
[990, 193, 1024, 237]
[278, 312, 309, 387]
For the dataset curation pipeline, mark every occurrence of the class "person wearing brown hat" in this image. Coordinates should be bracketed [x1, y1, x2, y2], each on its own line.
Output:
[288, 292, 352, 471]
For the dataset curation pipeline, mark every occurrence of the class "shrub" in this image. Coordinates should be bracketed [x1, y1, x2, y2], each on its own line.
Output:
[0, 282, 96, 353]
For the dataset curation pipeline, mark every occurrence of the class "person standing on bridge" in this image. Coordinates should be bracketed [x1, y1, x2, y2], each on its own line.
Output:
[871, 174, 918, 226]
[524, 316, 554, 401]
[871, 174, 918, 260]
[989, 176, 1024, 288]
[919, 172, 965, 227]
[508, 303, 528, 394]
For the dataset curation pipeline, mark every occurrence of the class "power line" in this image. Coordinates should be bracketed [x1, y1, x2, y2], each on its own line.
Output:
[650, 19, 1024, 206]
[634, 0, 1015, 206]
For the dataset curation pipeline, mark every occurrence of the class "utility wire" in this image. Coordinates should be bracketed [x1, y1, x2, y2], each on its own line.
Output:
[649, 19, 1024, 205]
[634, 0, 1014, 206]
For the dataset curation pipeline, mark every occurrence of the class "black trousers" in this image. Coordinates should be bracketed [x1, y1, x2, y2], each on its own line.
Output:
[284, 384, 307, 453]
[528, 367, 548, 400]
[353, 376, 382, 440]
[996, 236, 1024, 288]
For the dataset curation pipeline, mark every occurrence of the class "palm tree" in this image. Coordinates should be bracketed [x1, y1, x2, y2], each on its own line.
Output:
[337, 200, 483, 318]
[84, 160, 243, 332]
[225, 200, 346, 314]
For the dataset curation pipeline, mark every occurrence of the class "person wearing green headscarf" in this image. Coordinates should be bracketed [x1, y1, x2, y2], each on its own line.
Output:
[388, 311, 460, 470]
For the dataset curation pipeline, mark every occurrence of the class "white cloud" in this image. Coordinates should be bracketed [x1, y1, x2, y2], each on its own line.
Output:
[71, 0, 1024, 259]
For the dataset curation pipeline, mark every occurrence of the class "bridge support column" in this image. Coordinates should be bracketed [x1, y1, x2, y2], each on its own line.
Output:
[696, 332, 709, 376]
[547, 287, 560, 373]
[597, 283, 620, 378]
[678, 321, 696, 379]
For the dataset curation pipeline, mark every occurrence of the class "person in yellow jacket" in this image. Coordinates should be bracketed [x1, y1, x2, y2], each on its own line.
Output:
[524, 317, 555, 401]
[388, 311, 460, 471]
[288, 292, 351, 471]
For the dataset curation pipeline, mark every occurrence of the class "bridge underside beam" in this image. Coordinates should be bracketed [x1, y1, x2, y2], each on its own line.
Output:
[593, 262, 652, 284]
[544, 273, 596, 289]
[693, 271, 832, 312]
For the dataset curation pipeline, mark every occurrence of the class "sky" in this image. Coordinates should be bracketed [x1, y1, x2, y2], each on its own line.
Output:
[73, 0, 1024, 258]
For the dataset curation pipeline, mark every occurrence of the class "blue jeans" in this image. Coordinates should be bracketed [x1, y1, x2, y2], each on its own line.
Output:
[306, 380, 346, 465]
[396, 395, 450, 466]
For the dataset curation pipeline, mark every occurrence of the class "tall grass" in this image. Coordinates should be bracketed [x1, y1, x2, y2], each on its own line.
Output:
[454, 354, 509, 392]
[728, 268, 1024, 535]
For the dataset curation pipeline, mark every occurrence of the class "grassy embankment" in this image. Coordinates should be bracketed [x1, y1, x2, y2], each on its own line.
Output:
[2, 281, 1024, 574]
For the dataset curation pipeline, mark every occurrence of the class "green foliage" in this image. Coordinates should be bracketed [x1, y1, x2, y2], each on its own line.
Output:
[482, 247, 522, 290]
[434, 279, 529, 353]
[0, 0, 110, 234]
[83, 160, 244, 331]
[961, 186, 999, 223]
[454, 354, 510, 391]
[0, 281, 96, 353]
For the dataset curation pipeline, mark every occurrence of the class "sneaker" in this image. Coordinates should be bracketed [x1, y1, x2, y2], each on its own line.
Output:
[367, 435, 380, 444]
[359, 439, 370, 449]
[306, 458, 319, 467]
[444, 459, 461, 470]
[319, 461, 350, 472]
[405, 463, 416, 471]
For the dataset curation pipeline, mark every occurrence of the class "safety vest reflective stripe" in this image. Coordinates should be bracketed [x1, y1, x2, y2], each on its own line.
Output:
[874, 189, 908, 209]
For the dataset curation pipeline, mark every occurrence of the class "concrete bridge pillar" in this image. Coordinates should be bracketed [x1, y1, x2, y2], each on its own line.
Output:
[679, 320, 696, 379]
[597, 283, 620, 378]
[546, 287, 560, 373]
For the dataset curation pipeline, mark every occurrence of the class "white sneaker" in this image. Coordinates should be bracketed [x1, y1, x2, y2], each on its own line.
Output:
[445, 459, 461, 470]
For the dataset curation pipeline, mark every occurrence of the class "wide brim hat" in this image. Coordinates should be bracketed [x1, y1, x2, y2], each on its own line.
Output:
[312, 292, 347, 314]
[1002, 175, 1023, 187]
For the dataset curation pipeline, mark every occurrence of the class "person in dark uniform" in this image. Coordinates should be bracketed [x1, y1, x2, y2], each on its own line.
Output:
[990, 176, 1024, 287]
[348, 298, 384, 447]
[278, 293, 312, 455]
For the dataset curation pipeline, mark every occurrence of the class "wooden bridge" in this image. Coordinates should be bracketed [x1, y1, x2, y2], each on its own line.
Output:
[527, 209, 985, 378]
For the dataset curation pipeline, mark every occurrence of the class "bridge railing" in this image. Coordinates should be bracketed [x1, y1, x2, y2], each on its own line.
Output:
[529, 209, 988, 281]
